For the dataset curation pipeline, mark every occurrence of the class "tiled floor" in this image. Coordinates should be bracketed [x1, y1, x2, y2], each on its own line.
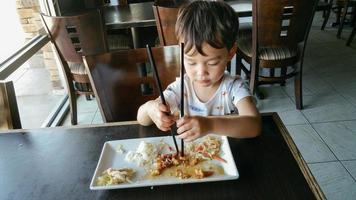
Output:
[59, 13, 356, 199]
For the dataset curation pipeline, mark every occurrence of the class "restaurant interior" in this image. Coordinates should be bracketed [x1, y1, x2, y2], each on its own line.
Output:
[1, 0, 356, 199]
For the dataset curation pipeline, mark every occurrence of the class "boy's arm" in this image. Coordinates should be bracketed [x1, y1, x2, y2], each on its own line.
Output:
[137, 100, 156, 126]
[209, 96, 261, 138]
[208, 96, 261, 138]
[177, 96, 261, 141]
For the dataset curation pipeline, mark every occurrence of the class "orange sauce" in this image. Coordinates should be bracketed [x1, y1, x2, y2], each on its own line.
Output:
[145, 161, 224, 179]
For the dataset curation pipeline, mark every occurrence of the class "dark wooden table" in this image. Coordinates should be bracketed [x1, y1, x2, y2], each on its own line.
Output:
[102, 1, 252, 47]
[0, 113, 324, 199]
[103, 2, 156, 30]
[103, 1, 252, 30]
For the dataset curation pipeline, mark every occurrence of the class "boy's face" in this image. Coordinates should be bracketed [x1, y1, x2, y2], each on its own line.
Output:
[184, 42, 236, 88]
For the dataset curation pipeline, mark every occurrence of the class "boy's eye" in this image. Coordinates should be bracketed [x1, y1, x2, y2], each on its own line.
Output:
[207, 62, 219, 66]
[187, 62, 196, 65]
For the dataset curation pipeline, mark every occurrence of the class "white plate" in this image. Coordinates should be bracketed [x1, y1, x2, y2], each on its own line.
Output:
[90, 135, 239, 190]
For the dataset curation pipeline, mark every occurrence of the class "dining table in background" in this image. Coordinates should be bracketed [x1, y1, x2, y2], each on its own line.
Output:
[101, 0, 252, 48]
[0, 113, 325, 200]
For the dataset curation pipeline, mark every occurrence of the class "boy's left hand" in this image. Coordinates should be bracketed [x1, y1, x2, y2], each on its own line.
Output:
[176, 115, 210, 142]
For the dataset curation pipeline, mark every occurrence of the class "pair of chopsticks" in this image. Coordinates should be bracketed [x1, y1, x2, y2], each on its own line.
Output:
[146, 44, 185, 157]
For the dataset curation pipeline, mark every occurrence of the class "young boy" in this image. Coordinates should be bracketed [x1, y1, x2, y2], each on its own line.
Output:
[137, 1, 261, 141]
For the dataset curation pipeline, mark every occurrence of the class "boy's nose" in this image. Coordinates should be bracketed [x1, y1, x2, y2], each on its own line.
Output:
[196, 64, 208, 76]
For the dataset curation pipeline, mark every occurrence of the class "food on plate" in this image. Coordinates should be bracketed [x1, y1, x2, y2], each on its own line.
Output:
[115, 144, 125, 154]
[125, 141, 157, 166]
[149, 136, 225, 179]
[97, 168, 135, 186]
[96, 135, 226, 186]
[194, 136, 227, 163]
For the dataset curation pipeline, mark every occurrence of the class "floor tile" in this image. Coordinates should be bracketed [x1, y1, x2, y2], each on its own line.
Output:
[79, 112, 96, 124]
[17, 94, 63, 128]
[313, 121, 356, 160]
[276, 110, 309, 125]
[308, 161, 356, 200]
[342, 160, 356, 181]
[13, 68, 53, 96]
[91, 110, 104, 124]
[257, 97, 295, 112]
[77, 95, 99, 113]
[301, 94, 356, 123]
[286, 124, 336, 163]
[282, 71, 336, 98]
[340, 88, 356, 108]
[258, 85, 288, 98]
[322, 71, 356, 94]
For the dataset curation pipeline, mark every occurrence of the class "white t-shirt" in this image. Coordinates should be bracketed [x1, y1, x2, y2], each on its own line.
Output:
[163, 73, 251, 116]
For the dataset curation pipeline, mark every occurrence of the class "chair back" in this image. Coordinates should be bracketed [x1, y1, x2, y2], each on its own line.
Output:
[40, 10, 109, 63]
[83, 45, 181, 122]
[153, 5, 180, 46]
[253, 0, 318, 48]
[0, 81, 21, 130]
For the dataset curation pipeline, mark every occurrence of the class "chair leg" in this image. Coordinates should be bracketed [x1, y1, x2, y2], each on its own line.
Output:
[235, 53, 242, 76]
[295, 66, 303, 110]
[347, 25, 356, 45]
[85, 83, 92, 100]
[321, 7, 332, 30]
[227, 61, 232, 75]
[280, 67, 287, 86]
[68, 85, 78, 125]
[86, 95, 91, 100]
[249, 58, 259, 97]
[335, 6, 343, 26]
[269, 68, 275, 77]
[337, 0, 350, 38]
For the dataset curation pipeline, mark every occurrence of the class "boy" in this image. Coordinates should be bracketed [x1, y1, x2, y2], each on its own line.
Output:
[137, 1, 261, 141]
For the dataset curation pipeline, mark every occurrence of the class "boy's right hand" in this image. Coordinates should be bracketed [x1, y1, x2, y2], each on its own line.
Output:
[147, 100, 176, 132]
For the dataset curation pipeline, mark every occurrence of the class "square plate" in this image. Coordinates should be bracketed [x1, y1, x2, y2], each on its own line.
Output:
[90, 135, 239, 190]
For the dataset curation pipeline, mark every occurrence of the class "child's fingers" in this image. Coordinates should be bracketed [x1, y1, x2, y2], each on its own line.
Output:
[177, 130, 199, 142]
[158, 103, 170, 113]
[176, 115, 188, 127]
[155, 110, 174, 123]
[176, 122, 191, 135]
[155, 120, 172, 131]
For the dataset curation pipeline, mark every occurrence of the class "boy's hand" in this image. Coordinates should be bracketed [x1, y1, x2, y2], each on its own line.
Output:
[147, 101, 176, 132]
[176, 115, 210, 142]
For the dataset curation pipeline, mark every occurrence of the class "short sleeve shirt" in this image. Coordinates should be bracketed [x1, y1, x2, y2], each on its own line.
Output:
[163, 73, 251, 116]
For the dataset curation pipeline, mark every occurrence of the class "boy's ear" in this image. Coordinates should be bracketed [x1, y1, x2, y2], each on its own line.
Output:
[228, 43, 238, 60]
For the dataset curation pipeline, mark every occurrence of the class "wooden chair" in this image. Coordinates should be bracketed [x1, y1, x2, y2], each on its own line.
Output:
[153, 4, 180, 46]
[0, 81, 21, 130]
[236, 0, 318, 110]
[316, 0, 334, 30]
[40, 10, 131, 125]
[337, 0, 356, 38]
[83, 45, 181, 122]
[347, 18, 356, 45]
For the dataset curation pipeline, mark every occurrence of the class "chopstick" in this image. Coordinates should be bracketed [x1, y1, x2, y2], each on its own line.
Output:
[180, 43, 185, 157]
[146, 44, 180, 155]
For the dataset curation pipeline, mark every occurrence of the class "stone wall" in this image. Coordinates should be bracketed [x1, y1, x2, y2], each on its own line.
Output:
[16, 0, 63, 91]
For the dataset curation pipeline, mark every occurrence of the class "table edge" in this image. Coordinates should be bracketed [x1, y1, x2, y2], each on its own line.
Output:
[0, 112, 325, 199]
[265, 112, 326, 200]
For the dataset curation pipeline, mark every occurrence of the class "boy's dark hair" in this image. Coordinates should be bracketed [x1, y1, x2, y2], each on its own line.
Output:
[175, 1, 239, 55]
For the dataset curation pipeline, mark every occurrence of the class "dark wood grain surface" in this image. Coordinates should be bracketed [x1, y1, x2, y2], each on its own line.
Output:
[84, 45, 181, 122]
[0, 113, 324, 200]
[103, 2, 156, 29]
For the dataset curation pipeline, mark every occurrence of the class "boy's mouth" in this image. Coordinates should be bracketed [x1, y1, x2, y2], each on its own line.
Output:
[196, 80, 210, 85]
